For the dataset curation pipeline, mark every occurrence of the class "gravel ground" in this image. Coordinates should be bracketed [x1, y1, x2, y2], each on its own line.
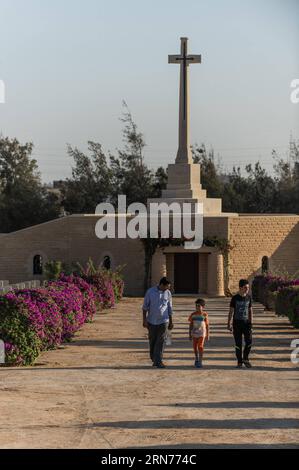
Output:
[0, 296, 298, 449]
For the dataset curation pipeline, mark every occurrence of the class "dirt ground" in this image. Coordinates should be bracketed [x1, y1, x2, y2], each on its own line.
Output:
[0, 296, 298, 449]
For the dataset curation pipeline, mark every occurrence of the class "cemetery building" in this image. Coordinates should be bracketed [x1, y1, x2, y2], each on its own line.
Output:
[0, 38, 298, 296]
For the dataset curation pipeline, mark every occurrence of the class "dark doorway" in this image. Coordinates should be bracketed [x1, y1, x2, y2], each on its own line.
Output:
[174, 253, 199, 293]
[33, 255, 43, 275]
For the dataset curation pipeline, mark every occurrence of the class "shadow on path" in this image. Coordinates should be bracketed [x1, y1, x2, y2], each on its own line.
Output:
[80, 417, 299, 430]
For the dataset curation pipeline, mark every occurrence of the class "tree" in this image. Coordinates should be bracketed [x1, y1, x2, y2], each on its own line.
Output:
[152, 166, 168, 197]
[221, 166, 250, 213]
[109, 102, 161, 206]
[63, 102, 167, 213]
[62, 141, 112, 214]
[272, 138, 299, 213]
[0, 136, 60, 232]
[192, 143, 223, 198]
[243, 162, 276, 213]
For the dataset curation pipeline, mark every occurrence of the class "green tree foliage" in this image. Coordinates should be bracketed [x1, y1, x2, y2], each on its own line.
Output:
[192, 143, 224, 197]
[0, 137, 60, 233]
[63, 102, 167, 211]
[1, 116, 298, 235]
[193, 139, 299, 214]
[109, 101, 166, 206]
[62, 141, 112, 214]
[272, 140, 299, 213]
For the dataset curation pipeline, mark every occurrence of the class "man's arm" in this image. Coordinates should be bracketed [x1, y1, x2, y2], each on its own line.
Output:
[142, 290, 150, 328]
[143, 309, 149, 328]
[227, 306, 234, 331]
[168, 292, 174, 330]
[249, 305, 253, 324]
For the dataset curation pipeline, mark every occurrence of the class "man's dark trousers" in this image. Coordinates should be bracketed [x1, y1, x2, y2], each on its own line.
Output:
[148, 322, 168, 365]
[233, 320, 252, 363]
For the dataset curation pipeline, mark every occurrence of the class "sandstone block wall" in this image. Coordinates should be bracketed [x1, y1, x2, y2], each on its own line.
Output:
[228, 215, 299, 294]
[0, 215, 145, 296]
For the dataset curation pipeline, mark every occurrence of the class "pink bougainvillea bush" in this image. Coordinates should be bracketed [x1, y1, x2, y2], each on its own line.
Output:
[78, 262, 125, 309]
[9, 288, 63, 349]
[275, 285, 299, 328]
[0, 295, 42, 366]
[58, 274, 98, 322]
[0, 268, 124, 366]
[252, 273, 299, 328]
[252, 274, 299, 305]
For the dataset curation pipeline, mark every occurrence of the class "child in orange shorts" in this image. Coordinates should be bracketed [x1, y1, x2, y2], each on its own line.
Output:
[188, 298, 209, 368]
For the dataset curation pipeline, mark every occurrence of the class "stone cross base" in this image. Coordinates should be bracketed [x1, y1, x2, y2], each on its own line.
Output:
[147, 197, 222, 215]
[148, 161, 222, 215]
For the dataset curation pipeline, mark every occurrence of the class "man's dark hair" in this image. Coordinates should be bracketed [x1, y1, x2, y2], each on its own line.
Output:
[159, 277, 171, 286]
[239, 279, 249, 288]
[195, 298, 206, 307]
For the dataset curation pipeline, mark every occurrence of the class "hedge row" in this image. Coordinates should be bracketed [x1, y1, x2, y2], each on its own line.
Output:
[252, 274, 299, 328]
[0, 269, 124, 366]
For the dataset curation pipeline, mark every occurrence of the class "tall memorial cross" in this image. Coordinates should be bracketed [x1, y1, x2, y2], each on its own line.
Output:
[169, 37, 201, 164]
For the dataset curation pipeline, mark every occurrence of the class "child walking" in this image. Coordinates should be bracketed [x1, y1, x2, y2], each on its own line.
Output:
[188, 298, 209, 368]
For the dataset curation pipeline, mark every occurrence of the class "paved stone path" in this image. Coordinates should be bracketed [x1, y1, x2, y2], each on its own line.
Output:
[0, 296, 298, 448]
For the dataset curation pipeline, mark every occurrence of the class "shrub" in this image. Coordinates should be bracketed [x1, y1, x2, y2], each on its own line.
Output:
[46, 281, 85, 341]
[0, 295, 42, 365]
[58, 273, 97, 322]
[76, 259, 125, 307]
[83, 272, 115, 308]
[275, 286, 299, 328]
[44, 260, 63, 281]
[0, 267, 124, 366]
[252, 273, 299, 328]
[252, 275, 264, 302]
[12, 288, 63, 349]
[252, 274, 299, 308]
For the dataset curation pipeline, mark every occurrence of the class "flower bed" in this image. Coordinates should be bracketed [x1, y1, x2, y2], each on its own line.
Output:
[0, 268, 124, 366]
[81, 268, 125, 308]
[275, 285, 299, 329]
[252, 273, 299, 328]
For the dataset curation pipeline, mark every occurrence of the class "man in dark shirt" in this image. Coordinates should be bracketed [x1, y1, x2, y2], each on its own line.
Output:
[227, 279, 253, 368]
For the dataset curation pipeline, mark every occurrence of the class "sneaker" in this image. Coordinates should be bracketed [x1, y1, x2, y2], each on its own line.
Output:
[237, 362, 243, 368]
[194, 360, 199, 367]
[243, 360, 252, 368]
[156, 362, 166, 369]
[197, 360, 203, 368]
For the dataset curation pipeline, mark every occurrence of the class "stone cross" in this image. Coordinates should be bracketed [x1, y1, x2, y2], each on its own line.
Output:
[169, 37, 201, 164]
